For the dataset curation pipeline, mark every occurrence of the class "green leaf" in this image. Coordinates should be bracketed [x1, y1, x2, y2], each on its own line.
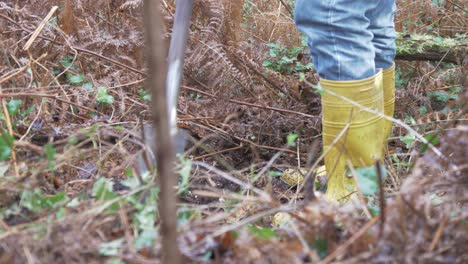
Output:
[96, 87, 114, 105]
[401, 132, 417, 148]
[299, 72, 306, 82]
[311, 239, 328, 259]
[19, 105, 35, 119]
[420, 132, 440, 154]
[106, 259, 125, 264]
[427, 90, 450, 102]
[7, 99, 22, 116]
[83, 81, 94, 92]
[99, 239, 124, 256]
[44, 144, 56, 170]
[419, 105, 428, 115]
[354, 165, 387, 196]
[138, 89, 151, 102]
[178, 157, 192, 194]
[134, 228, 158, 250]
[21, 189, 68, 212]
[60, 56, 74, 69]
[43, 192, 68, 208]
[368, 204, 380, 216]
[0, 132, 14, 161]
[67, 74, 85, 84]
[287, 133, 299, 147]
[92, 178, 120, 211]
[92, 177, 116, 200]
[268, 170, 282, 178]
[55, 207, 66, 219]
[247, 225, 278, 240]
[67, 197, 81, 208]
[262, 60, 273, 68]
[314, 83, 325, 96]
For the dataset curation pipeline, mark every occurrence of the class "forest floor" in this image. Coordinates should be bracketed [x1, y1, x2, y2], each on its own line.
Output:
[0, 1, 467, 263]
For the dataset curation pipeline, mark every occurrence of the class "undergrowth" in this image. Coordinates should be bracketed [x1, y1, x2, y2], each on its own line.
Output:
[0, 0, 467, 263]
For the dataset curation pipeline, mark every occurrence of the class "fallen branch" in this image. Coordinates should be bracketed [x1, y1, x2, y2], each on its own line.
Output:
[396, 34, 467, 64]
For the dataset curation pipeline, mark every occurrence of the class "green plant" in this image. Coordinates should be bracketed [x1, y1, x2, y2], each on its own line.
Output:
[96, 87, 114, 105]
[0, 99, 35, 125]
[92, 177, 119, 211]
[354, 165, 387, 215]
[44, 144, 56, 170]
[0, 131, 14, 161]
[20, 189, 69, 213]
[177, 156, 193, 194]
[286, 133, 299, 147]
[263, 42, 313, 74]
[138, 88, 151, 102]
[395, 65, 411, 89]
[427, 86, 461, 103]
[247, 225, 278, 239]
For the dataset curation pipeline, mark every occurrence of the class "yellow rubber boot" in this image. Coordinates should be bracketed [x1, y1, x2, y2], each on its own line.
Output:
[320, 71, 385, 202]
[383, 64, 395, 144]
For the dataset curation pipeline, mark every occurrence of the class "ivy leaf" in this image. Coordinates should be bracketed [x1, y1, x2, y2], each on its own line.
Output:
[7, 99, 22, 116]
[99, 239, 124, 256]
[20, 189, 68, 212]
[138, 89, 151, 102]
[134, 228, 158, 250]
[67, 74, 85, 84]
[83, 81, 94, 93]
[312, 239, 328, 259]
[92, 177, 119, 211]
[263, 60, 273, 68]
[247, 225, 278, 240]
[178, 157, 192, 194]
[314, 83, 325, 96]
[287, 133, 299, 147]
[420, 132, 440, 154]
[0, 132, 14, 161]
[60, 56, 74, 69]
[354, 165, 387, 196]
[45, 144, 56, 170]
[96, 87, 114, 105]
[401, 132, 417, 148]
[92, 177, 116, 200]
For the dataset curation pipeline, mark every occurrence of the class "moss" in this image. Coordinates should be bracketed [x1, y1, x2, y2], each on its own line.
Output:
[396, 33, 468, 56]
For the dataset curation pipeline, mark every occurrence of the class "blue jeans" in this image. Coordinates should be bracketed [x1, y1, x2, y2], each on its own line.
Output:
[294, 0, 396, 81]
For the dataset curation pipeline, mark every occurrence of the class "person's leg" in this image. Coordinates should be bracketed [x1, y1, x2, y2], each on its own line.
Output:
[294, 0, 377, 81]
[367, 1, 397, 143]
[295, 0, 385, 201]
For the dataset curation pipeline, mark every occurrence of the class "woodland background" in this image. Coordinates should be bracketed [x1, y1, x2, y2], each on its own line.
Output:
[0, 0, 467, 263]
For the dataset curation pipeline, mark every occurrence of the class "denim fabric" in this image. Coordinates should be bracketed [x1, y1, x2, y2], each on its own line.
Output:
[294, 0, 396, 81]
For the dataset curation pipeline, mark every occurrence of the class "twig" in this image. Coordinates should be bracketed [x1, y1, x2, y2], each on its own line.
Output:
[23, 6, 59, 51]
[375, 161, 386, 238]
[192, 161, 272, 201]
[427, 217, 448, 253]
[0, 66, 28, 85]
[193, 145, 243, 160]
[278, 0, 294, 17]
[182, 85, 316, 118]
[303, 140, 320, 202]
[0, 92, 95, 112]
[320, 215, 381, 264]
[0, 88, 19, 177]
[143, 0, 181, 263]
